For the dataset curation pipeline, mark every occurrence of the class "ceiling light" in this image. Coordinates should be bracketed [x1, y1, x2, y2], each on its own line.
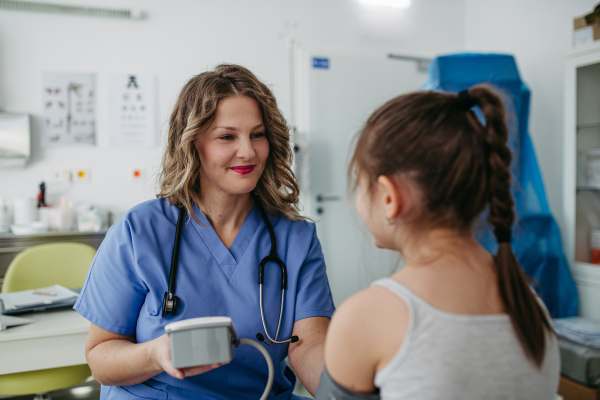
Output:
[358, 0, 411, 9]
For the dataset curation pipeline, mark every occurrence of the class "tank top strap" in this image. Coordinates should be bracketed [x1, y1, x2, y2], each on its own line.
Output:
[371, 277, 419, 307]
[370, 277, 417, 385]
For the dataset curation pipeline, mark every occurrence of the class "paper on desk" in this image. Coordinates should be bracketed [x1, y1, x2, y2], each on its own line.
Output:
[0, 284, 79, 310]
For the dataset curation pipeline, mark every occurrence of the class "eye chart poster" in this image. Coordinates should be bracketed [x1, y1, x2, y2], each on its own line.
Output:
[107, 73, 158, 148]
[42, 72, 96, 147]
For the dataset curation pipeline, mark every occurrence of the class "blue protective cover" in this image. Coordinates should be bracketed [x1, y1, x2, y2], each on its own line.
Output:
[422, 53, 578, 318]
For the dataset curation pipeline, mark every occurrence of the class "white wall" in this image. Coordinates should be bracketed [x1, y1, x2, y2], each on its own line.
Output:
[1, 0, 589, 234]
[464, 0, 596, 235]
[0, 0, 466, 219]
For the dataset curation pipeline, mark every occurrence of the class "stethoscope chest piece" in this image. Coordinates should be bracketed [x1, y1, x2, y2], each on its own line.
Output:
[162, 292, 178, 317]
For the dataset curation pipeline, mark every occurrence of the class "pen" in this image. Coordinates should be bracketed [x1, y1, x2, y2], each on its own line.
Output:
[33, 290, 56, 296]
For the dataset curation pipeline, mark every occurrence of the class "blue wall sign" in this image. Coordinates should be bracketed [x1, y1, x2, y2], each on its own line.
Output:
[312, 57, 330, 69]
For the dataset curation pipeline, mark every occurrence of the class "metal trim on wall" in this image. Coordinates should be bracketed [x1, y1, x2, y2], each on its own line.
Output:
[0, 0, 144, 19]
[387, 53, 431, 72]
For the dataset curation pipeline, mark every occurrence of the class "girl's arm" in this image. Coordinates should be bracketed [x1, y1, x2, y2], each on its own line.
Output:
[322, 286, 409, 394]
[84, 323, 222, 386]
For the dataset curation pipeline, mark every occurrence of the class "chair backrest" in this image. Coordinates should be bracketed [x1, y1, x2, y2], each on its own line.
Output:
[1, 242, 96, 293]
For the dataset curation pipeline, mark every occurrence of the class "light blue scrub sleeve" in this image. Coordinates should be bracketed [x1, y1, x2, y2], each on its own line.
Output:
[293, 224, 335, 322]
[74, 217, 148, 335]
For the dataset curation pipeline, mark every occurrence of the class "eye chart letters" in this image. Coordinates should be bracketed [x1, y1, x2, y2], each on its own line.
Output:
[42, 72, 96, 147]
[108, 73, 158, 148]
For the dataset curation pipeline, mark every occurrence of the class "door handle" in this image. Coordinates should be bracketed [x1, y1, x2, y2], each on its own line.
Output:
[316, 195, 341, 202]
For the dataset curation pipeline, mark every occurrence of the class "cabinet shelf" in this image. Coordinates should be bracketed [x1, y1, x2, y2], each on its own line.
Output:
[574, 261, 600, 272]
[564, 43, 600, 320]
[577, 122, 600, 130]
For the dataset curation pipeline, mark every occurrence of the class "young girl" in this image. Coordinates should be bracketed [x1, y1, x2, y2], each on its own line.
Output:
[316, 86, 560, 399]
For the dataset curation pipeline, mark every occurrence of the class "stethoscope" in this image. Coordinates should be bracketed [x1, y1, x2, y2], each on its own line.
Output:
[162, 191, 299, 346]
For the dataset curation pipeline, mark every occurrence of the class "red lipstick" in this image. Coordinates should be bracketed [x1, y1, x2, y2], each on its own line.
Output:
[230, 165, 255, 175]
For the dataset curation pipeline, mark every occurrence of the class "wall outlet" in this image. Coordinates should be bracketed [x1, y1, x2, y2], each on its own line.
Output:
[130, 167, 146, 181]
[46, 167, 73, 182]
[47, 168, 62, 182]
[74, 167, 91, 183]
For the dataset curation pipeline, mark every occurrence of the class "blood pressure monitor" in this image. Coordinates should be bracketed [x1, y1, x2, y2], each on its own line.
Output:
[165, 316, 275, 400]
[166, 316, 237, 368]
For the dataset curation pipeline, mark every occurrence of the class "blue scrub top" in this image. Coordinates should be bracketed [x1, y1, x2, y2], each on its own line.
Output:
[75, 197, 335, 400]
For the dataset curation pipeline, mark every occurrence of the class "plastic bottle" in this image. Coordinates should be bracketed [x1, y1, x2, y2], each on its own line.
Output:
[590, 229, 600, 264]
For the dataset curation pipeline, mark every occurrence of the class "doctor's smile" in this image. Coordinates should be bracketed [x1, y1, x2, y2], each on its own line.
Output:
[230, 165, 256, 174]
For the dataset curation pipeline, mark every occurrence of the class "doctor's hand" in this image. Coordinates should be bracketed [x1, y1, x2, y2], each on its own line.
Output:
[151, 333, 228, 379]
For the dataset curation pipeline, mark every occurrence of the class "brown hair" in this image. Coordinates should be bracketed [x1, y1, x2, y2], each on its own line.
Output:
[350, 85, 552, 367]
[157, 64, 305, 223]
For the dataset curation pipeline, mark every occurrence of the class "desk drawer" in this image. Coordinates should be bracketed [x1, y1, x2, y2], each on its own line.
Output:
[0, 332, 89, 375]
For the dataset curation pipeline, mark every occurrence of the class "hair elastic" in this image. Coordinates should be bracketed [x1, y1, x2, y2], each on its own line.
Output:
[494, 227, 512, 244]
[457, 90, 477, 110]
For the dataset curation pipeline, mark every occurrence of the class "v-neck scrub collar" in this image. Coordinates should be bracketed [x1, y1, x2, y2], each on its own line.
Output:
[190, 203, 262, 279]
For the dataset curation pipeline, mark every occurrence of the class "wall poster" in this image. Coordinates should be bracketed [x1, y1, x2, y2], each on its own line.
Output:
[42, 72, 96, 147]
[107, 73, 158, 148]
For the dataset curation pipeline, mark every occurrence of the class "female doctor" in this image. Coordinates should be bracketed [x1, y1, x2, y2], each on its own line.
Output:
[74, 64, 334, 399]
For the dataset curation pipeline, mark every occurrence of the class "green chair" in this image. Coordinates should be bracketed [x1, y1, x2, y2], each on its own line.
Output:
[0, 242, 96, 398]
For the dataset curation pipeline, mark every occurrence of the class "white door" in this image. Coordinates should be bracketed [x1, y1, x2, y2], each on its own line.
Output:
[298, 51, 429, 306]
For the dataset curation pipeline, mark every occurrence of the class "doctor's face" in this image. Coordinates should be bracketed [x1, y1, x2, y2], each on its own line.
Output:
[195, 95, 269, 197]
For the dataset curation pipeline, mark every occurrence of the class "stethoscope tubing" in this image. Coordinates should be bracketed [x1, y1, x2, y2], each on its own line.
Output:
[259, 285, 292, 345]
[162, 192, 298, 345]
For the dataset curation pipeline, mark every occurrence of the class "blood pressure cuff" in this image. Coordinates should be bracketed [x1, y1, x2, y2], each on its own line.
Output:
[315, 367, 380, 400]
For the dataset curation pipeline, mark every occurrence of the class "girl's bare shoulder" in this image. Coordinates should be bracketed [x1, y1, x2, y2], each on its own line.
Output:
[324, 284, 410, 392]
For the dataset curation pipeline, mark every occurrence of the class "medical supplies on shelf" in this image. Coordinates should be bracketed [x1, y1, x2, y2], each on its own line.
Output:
[554, 318, 600, 389]
[565, 41, 600, 322]
[591, 230, 600, 265]
[555, 318, 600, 349]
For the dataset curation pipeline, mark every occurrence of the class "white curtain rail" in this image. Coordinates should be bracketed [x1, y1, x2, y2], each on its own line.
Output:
[0, 0, 144, 19]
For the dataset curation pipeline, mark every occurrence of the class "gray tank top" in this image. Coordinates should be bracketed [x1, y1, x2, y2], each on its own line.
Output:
[372, 278, 560, 400]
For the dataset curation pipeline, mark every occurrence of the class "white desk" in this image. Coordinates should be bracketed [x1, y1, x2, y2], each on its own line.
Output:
[0, 309, 89, 375]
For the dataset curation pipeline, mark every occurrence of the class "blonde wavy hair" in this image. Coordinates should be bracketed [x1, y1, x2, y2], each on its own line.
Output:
[157, 64, 305, 223]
